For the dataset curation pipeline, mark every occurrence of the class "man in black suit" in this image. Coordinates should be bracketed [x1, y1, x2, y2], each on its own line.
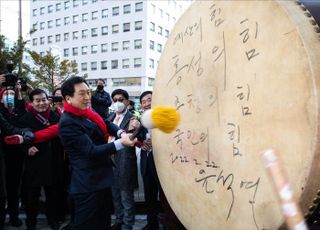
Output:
[59, 77, 136, 230]
[108, 89, 138, 230]
[138, 91, 160, 230]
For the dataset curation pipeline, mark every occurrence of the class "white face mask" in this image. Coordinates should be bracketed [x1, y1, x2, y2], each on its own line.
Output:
[113, 101, 125, 113]
[2, 95, 15, 109]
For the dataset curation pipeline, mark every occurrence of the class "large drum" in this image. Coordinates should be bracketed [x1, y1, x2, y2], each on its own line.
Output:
[152, 1, 320, 229]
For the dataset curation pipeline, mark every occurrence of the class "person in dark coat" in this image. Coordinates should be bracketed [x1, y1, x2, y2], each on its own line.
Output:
[138, 91, 185, 230]
[0, 84, 26, 227]
[108, 89, 138, 230]
[91, 78, 112, 119]
[0, 112, 33, 230]
[58, 77, 137, 230]
[19, 88, 63, 230]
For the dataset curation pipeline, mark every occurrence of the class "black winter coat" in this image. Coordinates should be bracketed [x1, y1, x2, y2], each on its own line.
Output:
[19, 110, 64, 187]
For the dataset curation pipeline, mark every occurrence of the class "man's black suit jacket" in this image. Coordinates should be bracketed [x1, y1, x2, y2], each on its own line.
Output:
[59, 111, 120, 194]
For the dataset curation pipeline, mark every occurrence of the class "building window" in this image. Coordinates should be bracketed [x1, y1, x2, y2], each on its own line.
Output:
[73, 15, 79, 24]
[111, 60, 118, 69]
[159, 8, 163, 18]
[112, 77, 141, 87]
[101, 26, 108, 35]
[101, 43, 108, 53]
[165, 29, 169, 38]
[101, 61, 108, 70]
[111, 42, 119, 52]
[48, 20, 53, 29]
[157, 43, 162, 52]
[112, 7, 119, 16]
[73, 31, 78, 40]
[166, 13, 170, 21]
[73, 47, 78, 56]
[81, 46, 88, 55]
[40, 37, 44, 45]
[150, 40, 154, 50]
[73, 0, 79, 7]
[122, 59, 129, 69]
[81, 62, 87, 71]
[82, 0, 88, 5]
[158, 26, 163, 35]
[64, 1, 70, 10]
[151, 4, 155, 13]
[64, 48, 69, 57]
[64, 32, 69, 41]
[64, 17, 70, 25]
[134, 58, 142, 68]
[82, 29, 88, 38]
[55, 34, 61, 42]
[56, 3, 61, 11]
[135, 21, 142, 30]
[91, 28, 98, 37]
[32, 38, 37, 46]
[91, 62, 97, 71]
[123, 4, 131, 14]
[102, 9, 108, 18]
[122, 40, 130, 50]
[92, 11, 98, 20]
[40, 22, 45, 30]
[123, 23, 130, 32]
[92, 0, 98, 3]
[32, 23, 37, 31]
[112, 24, 119, 34]
[56, 18, 61, 27]
[48, 5, 53, 13]
[82, 13, 88, 22]
[47, 35, 53, 44]
[135, 2, 143, 12]
[91, 45, 98, 54]
[40, 7, 45, 15]
[134, 39, 142, 49]
[149, 59, 154, 68]
[150, 22, 155, 32]
[32, 9, 37, 17]
[40, 52, 45, 57]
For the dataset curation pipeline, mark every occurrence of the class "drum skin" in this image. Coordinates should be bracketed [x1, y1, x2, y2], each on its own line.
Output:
[152, 1, 320, 229]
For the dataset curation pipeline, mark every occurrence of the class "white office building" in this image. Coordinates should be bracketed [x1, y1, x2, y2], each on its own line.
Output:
[29, 0, 191, 100]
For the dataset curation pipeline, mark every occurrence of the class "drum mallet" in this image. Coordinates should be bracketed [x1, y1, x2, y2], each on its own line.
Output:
[130, 106, 180, 140]
[261, 149, 309, 230]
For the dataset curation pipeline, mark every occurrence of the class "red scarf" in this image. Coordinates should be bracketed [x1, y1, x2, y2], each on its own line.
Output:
[63, 102, 109, 141]
[30, 106, 51, 126]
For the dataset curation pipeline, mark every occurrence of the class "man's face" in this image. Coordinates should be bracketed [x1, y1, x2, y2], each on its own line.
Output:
[141, 93, 152, 111]
[96, 80, 104, 87]
[32, 93, 49, 112]
[54, 89, 62, 97]
[112, 94, 128, 107]
[66, 82, 91, 110]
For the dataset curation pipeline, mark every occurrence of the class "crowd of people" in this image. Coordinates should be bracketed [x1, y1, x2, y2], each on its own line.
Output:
[0, 74, 185, 230]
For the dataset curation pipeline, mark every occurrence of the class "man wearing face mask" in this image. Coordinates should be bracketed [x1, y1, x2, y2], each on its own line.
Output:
[0, 84, 27, 228]
[91, 79, 112, 119]
[108, 89, 138, 230]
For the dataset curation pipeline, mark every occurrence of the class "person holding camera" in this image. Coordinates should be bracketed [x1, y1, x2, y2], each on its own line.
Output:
[0, 83, 27, 228]
[50, 88, 64, 116]
[91, 79, 112, 119]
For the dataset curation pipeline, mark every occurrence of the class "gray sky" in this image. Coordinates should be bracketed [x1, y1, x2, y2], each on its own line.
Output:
[0, 0, 30, 41]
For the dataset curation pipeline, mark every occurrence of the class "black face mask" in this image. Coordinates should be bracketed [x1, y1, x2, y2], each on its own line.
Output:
[97, 85, 104, 91]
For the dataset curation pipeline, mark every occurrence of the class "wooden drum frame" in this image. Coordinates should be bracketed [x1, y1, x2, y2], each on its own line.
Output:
[152, 1, 320, 229]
